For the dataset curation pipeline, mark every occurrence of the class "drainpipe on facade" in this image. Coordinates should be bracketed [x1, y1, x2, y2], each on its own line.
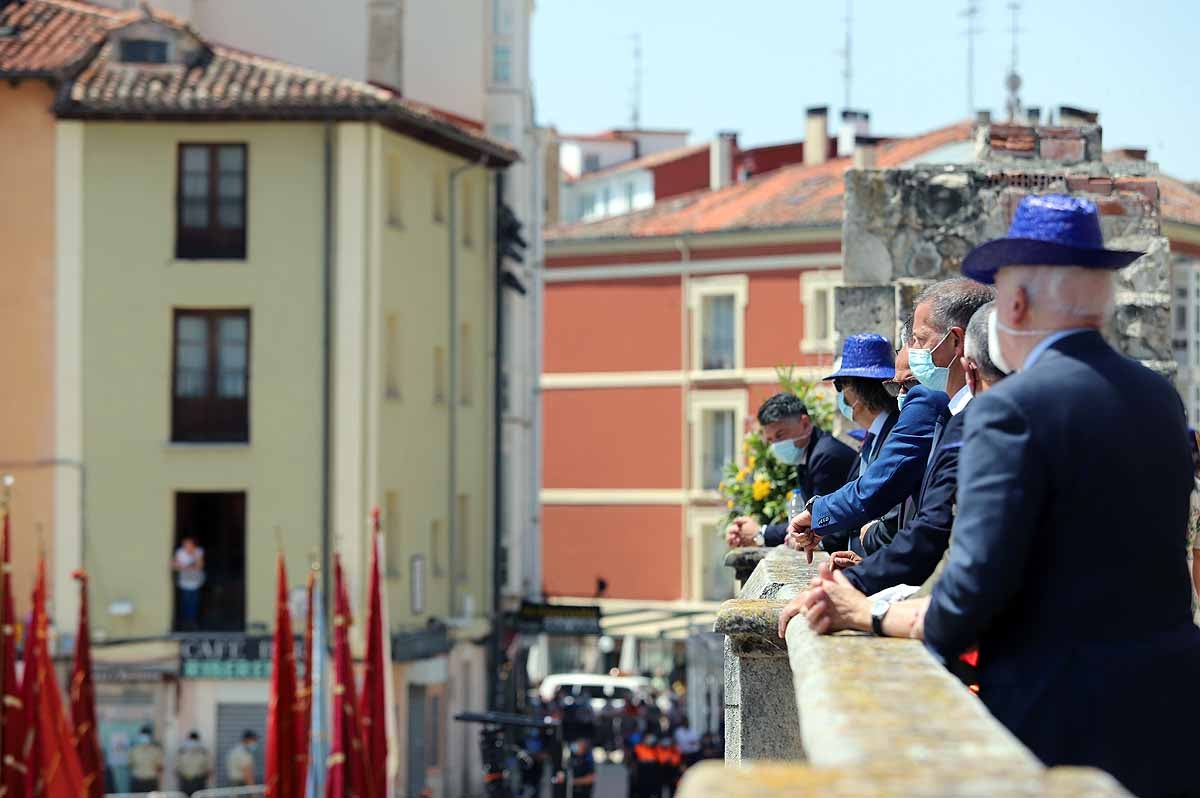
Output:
[448, 157, 487, 621]
[488, 170, 506, 712]
[675, 238, 691, 599]
[321, 123, 335, 606]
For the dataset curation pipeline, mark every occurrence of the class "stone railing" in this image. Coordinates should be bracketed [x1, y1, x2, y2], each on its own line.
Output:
[684, 546, 1131, 797]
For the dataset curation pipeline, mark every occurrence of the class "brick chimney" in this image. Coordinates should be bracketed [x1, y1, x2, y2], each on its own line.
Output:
[805, 106, 829, 166]
[1058, 105, 1099, 127]
[710, 130, 737, 190]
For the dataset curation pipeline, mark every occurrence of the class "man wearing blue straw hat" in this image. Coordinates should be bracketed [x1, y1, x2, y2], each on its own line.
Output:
[781, 194, 1200, 798]
[785, 333, 947, 560]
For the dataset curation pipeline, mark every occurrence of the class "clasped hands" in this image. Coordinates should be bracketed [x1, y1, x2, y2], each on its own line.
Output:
[776, 560, 872, 638]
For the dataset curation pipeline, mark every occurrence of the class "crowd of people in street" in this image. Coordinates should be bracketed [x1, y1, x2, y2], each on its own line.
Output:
[727, 195, 1200, 798]
[103, 725, 259, 796]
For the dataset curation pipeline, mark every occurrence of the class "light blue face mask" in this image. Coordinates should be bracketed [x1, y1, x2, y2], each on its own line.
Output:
[770, 438, 804, 465]
[896, 391, 907, 411]
[909, 330, 952, 393]
[836, 389, 856, 422]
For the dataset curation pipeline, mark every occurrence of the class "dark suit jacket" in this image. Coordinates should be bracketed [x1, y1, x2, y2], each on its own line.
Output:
[762, 428, 857, 546]
[843, 409, 965, 594]
[923, 330, 1200, 798]
[809, 385, 948, 553]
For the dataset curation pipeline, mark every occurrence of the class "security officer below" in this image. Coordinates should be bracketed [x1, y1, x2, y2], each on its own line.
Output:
[725, 393, 857, 548]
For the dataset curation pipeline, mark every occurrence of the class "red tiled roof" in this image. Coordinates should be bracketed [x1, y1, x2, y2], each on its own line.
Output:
[546, 122, 975, 242]
[571, 142, 710, 182]
[0, 0, 516, 165]
[546, 121, 1200, 242]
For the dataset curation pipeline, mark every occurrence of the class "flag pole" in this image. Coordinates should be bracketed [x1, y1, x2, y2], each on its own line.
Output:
[0, 475, 10, 789]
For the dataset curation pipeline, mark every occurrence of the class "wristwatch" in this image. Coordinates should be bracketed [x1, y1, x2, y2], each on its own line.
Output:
[752, 531, 765, 547]
[870, 599, 890, 636]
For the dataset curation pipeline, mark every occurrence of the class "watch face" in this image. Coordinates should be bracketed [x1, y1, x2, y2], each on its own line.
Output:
[871, 600, 890, 619]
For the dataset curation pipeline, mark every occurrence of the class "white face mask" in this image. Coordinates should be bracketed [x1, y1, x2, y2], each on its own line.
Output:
[987, 309, 1055, 375]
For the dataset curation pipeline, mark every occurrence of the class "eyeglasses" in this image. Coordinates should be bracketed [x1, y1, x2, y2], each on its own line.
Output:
[882, 378, 920, 397]
[833, 378, 845, 393]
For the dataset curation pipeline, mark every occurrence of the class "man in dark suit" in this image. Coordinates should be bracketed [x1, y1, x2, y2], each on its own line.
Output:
[842, 299, 1005, 594]
[725, 392, 857, 548]
[786, 334, 948, 561]
[781, 195, 1200, 798]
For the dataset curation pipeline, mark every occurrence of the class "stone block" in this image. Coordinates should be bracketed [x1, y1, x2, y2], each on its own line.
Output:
[1038, 136, 1086, 162]
[835, 285, 894, 343]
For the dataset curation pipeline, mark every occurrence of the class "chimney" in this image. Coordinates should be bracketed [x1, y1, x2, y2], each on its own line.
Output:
[1058, 105, 1099, 126]
[804, 106, 829, 166]
[1025, 106, 1041, 124]
[837, 110, 870, 156]
[710, 130, 737, 190]
[853, 135, 880, 170]
[975, 110, 992, 126]
[1110, 147, 1148, 162]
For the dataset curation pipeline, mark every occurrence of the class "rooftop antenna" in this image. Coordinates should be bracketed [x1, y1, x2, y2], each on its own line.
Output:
[961, 0, 982, 116]
[1004, 1, 1024, 121]
[837, 0, 853, 110]
[630, 33, 643, 130]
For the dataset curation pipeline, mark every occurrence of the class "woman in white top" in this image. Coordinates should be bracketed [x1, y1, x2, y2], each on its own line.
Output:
[172, 537, 205, 629]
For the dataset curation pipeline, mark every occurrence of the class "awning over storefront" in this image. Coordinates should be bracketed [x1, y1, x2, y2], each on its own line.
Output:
[548, 597, 720, 640]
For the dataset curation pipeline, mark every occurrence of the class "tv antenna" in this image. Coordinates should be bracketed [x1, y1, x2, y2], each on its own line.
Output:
[630, 33, 643, 129]
[961, 0, 982, 115]
[837, 0, 853, 110]
[1004, 1, 1024, 121]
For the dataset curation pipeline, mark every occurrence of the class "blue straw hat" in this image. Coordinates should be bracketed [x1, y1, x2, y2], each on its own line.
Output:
[962, 194, 1142, 285]
[824, 333, 895, 381]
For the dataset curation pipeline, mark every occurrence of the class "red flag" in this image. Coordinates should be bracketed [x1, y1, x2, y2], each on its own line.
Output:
[296, 566, 316, 789]
[326, 555, 372, 798]
[25, 557, 87, 798]
[69, 571, 102, 798]
[1, 509, 26, 798]
[359, 510, 387, 798]
[265, 554, 298, 798]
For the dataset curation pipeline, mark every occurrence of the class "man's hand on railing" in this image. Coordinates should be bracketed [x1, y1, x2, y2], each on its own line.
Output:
[829, 551, 862, 570]
[725, 516, 761, 548]
[777, 561, 870, 638]
[785, 510, 821, 562]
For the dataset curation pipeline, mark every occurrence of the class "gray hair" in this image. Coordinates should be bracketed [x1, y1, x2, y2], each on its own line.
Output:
[914, 278, 997, 335]
[963, 302, 1006, 383]
[1008, 265, 1115, 319]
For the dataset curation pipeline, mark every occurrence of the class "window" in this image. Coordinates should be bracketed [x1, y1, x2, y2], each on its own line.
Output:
[800, 270, 841, 353]
[490, 124, 513, 143]
[410, 554, 426, 614]
[690, 512, 737, 602]
[700, 409, 735, 491]
[583, 154, 600, 173]
[700, 296, 735, 370]
[172, 309, 250, 443]
[1177, 287, 1188, 299]
[492, 44, 512, 84]
[432, 170, 446, 223]
[459, 323, 473, 405]
[689, 390, 746, 494]
[492, 0, 514, 34]
[433, 346, 447, 404]
[386, 313, 401, 400]
[385, 491, 402, 576]
[1177, 305, 1188, 333]
[387, 154, 403, 227]
[624, 181, 635, 211]
[176, 143, 247, 259]
[578, 192, 593, 219]
[120, 38, 168, 63]
[688, 275, 747, 374]
[601, 187, 611, 216]
[454, 494, 469, 581]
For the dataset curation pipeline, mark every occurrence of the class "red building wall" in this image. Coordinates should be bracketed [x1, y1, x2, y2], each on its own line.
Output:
[542, 387, 683, 489]
[544, 277, 682, 372]
[542, 505, 683, 600]
[651, 148, 712, 201]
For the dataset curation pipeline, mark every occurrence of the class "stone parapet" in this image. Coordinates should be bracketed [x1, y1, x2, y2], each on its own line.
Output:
[723, 547, 769, 586]
[708, 550, 1133, 796]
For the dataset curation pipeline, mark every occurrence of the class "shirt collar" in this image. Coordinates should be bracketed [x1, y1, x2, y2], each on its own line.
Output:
[948, 384, 973, 416]
[1022, 328, 1093, 371]
[867, 410, 888, 439]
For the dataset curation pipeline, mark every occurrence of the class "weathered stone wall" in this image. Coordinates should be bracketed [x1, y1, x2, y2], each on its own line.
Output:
[838, 123, 1174, 380]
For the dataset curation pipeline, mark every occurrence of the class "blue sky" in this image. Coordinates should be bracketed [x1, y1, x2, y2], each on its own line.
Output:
[532, 0, 1200, 181]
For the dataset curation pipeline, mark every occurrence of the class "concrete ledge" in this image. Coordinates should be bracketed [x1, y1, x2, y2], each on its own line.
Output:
[739, 547, 823, 601]
[678, 761, 1131, 798]
[724, 546, 769, 584]
[714, 599, 785, 656]
[786, 618, 1038, 770]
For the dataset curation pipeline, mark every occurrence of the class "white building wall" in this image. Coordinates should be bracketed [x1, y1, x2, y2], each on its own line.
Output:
[402, 0, 487, 119]
[1172, 256, 1200, 424]
[558, 138, 637, 178]
[559, 169, 654, 223]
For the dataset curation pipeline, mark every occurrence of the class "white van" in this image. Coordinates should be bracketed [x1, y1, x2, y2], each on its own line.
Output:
[537, 672, 650, 710]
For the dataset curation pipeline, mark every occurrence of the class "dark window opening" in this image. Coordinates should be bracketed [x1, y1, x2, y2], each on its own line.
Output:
[176, 143, 247, 259]
[174, 491, 246, 633]
[172, 309, 250, 443]
[120, 38, 169, 63]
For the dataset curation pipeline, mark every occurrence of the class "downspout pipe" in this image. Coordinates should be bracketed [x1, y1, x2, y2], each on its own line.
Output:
[675, 238, 691, 597]
[448, 156, 487, 618]
[321, 122, 334, 604]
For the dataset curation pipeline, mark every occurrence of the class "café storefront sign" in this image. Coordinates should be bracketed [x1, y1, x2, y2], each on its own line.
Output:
[179, 635, 303, 680]
[514, 602, 602, 636]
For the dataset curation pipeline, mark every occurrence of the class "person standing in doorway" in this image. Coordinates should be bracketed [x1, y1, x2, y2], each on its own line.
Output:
[128, 725, 164, 792]
[225, 730, 259, 787]
[172, 537, 205, 630]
